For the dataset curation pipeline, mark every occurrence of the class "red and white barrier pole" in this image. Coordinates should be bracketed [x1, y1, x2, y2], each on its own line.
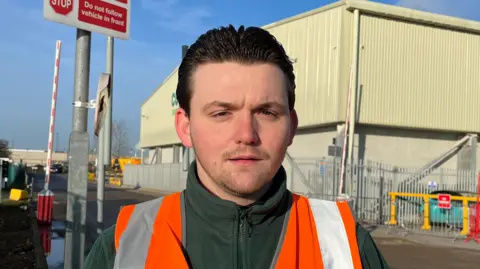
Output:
[465, 171, 480, 244]
[37, 40, 62, 225]
[474, 172, 480, 242]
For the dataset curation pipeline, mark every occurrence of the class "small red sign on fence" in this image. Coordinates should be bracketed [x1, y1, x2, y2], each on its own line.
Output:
[438, 194, 451, 209]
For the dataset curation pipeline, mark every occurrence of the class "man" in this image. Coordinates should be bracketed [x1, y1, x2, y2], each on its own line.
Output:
[84, 25, 389, 269]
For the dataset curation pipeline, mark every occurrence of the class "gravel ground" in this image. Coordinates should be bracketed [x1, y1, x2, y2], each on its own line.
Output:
[0, 203, 36, 269]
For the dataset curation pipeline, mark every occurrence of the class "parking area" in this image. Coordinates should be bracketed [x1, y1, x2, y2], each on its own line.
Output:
[372, 232, 480, 269]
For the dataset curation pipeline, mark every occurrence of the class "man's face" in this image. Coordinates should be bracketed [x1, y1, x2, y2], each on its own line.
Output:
[175, 62, 297, 198]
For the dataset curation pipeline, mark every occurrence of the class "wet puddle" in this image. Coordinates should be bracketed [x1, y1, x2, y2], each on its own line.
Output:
[39, 220, 89, 268]
[44, 220, 66, 268]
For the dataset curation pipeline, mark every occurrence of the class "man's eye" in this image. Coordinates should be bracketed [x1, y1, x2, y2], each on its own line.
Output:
[212, 111, 230, 117]
[259, 109, 276, 116]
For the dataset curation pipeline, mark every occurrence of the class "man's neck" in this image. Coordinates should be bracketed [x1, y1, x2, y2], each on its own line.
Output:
[184, 161, 289, 223]
[195, 166, 271, 206]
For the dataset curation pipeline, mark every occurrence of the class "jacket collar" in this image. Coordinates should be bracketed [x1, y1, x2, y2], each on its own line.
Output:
[184, 161, 289, 224]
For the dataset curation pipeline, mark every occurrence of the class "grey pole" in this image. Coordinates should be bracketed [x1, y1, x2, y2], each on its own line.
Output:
[65, 29, 91, 269]
[104, 37, 114, 166]
[96, 119, 105, 234]
[97, 36, 114, 235]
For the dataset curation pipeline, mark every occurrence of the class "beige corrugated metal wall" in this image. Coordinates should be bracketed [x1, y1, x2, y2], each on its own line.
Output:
[140, 0, 480, 149]
[140, 4, 347, 148]
[357, 14, 480, 132]
[265, 5, 344, 127]
[337, 7, 354, 122]
[140, 69, 181, 148]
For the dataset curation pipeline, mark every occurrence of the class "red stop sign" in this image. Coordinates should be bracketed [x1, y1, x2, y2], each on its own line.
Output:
[50, 0, 73, 15]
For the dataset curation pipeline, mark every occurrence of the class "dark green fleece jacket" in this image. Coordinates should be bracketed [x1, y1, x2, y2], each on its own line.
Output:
[84, 164, 389, 269]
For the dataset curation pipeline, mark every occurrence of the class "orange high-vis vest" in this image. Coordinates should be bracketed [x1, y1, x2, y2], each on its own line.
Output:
[113, 192, 362, 269]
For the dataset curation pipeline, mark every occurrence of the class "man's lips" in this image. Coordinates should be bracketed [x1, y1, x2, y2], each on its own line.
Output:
[229, 155, 262, 161]
[228, 155, 262, 164]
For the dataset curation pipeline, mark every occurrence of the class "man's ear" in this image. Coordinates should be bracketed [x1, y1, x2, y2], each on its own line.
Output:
[288, 109, 298, 146]
[175, 108, 193, 148]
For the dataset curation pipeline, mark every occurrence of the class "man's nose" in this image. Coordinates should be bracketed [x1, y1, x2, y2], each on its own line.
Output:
[234, 114, 260, 145]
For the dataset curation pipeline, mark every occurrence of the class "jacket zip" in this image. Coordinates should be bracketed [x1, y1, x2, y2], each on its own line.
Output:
[237, 208, 253, 269]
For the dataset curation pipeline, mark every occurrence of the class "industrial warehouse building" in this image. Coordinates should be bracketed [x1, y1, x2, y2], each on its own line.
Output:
[133, 0, 480, 194]
[9, 149, 96, 166]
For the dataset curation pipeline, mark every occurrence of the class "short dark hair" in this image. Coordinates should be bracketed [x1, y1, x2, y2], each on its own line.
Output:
[176, 24, 296, 116]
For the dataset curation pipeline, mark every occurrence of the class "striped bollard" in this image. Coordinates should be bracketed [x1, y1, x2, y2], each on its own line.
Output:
[37, 189, 54, 225]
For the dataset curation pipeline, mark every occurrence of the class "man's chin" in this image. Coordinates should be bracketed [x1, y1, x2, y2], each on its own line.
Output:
[223, 178, 271, 196]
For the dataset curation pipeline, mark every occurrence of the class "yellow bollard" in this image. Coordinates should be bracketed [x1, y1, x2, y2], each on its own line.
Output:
[421, 196, 431, 230]
[388, 194, 397, 225]
[461, 200, 469, 236]
[88, 172, 96, 181]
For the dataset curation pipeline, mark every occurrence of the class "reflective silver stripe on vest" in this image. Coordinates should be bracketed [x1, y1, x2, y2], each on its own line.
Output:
[309, 198, 356, 269]
[113, 197, 165, 269]
[269, 197, 356, 269]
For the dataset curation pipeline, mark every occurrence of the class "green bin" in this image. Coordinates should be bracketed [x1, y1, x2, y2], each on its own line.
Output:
[6, 163, 27, 190]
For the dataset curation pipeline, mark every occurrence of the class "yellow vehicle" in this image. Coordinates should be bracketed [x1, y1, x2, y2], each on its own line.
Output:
[111, 157, 141, 173]
[88, 157, 141, 184]
[108, 157, 141, 186]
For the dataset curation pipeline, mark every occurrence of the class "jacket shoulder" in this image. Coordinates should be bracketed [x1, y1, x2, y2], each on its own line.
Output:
[84, 225, 117, 269]
[121, 192, 182, 215]
[129, 192, 181, 208]
[118, 193, 178, 217]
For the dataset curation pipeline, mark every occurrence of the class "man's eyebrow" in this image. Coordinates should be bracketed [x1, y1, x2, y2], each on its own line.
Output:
[203, 101, 237, 112]
[256, 101, 286, 110]
[202, 101, 288, 112]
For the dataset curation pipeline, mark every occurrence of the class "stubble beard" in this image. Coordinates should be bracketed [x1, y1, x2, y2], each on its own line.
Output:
[191, 135, 276, 201]
[216, 169, 272, 199]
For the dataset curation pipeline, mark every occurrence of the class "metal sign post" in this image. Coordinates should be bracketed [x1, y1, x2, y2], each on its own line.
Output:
[103, 36, 114, 174]
[43, 1, 131, 266]
[94, 73, 112, 235]
[98, 37, 114, 235]
[64, 29, 91, 269]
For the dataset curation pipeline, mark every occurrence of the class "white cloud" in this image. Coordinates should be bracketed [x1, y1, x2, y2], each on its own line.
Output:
[140, 0, 212, 35]
[396, 0, 480, 21]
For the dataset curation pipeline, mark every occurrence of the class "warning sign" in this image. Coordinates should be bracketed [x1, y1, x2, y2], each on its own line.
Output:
[437, 194, 451, 209]
[49, 0, 74, 16]
[78, 0, 127, 33]
[43, 0, 130, 40]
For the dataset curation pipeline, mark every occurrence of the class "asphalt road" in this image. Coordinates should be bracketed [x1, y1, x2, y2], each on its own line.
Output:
[32, 173, 480, 268]
[375, 237, 480, 269]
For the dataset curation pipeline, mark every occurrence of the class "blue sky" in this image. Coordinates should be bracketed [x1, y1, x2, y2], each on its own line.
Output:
[0, 0, 479, 151]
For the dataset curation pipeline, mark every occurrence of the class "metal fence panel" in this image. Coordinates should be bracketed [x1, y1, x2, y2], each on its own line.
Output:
[123, 163, 187, 192]
[290, 158, 478, 238]
[122, 157, 478, 238]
